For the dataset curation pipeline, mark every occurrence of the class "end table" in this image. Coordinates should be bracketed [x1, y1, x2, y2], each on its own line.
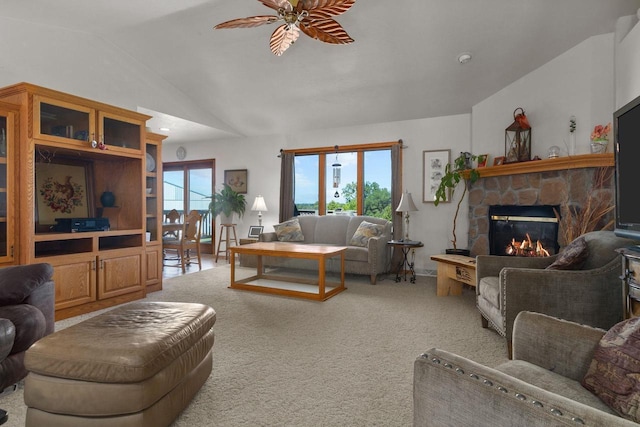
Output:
[387, 240, 423, 283]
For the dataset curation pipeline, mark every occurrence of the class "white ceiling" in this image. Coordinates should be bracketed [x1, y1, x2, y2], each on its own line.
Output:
[1, 0, 639, 144]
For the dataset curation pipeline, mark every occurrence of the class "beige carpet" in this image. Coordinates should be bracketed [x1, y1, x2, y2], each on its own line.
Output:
[1, 266, 508, 426]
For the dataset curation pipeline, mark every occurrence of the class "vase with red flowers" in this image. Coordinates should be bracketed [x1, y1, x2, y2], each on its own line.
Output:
[590, 122, 611, 153]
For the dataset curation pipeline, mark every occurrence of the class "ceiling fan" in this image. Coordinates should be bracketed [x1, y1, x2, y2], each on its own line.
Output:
[214, 0, 355, 56]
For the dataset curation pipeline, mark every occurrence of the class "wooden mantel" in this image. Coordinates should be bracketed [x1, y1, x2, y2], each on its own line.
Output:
[473, 153, 613, 178]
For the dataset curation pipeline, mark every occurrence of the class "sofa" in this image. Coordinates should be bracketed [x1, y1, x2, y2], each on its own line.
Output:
[0, 263, 55, 391]
[414, 311, 639, 427]
[476, 230, 638, 357]
[259, 215, 392, 284]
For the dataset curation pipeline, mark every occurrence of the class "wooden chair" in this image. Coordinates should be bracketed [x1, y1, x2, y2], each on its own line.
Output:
[162, 210, 202, 272]
[162, 209, 182, 262]
[163, 209, 181, 238]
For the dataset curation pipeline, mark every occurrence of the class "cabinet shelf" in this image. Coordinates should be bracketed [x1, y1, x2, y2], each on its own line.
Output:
[34, 229, 144, 242]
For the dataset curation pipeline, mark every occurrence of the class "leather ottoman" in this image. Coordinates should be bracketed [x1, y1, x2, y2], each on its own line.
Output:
[23, 301, 216, 427]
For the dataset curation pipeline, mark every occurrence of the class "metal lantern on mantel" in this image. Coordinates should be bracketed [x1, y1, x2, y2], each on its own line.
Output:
[505, 107, 532, 163]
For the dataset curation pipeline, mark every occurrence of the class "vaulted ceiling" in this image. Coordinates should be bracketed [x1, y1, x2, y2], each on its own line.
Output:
[1, 0, 639, 143]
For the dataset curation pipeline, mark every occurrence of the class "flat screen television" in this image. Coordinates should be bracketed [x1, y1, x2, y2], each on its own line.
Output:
[614, 92, 640, 243]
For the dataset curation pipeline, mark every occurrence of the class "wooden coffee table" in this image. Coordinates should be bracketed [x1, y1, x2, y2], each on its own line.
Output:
[430, 254, 477, 296]
[229, 242, 347, 301]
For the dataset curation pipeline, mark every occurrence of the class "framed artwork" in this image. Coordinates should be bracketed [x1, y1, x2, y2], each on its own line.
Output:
[224, 169, 248, 194]
[35, 159, 95, 229]
[477, 154, 489, 168]
[423, 149, 450, 203]
[248, 225, 264, 238]
[493, 156, 506, 166]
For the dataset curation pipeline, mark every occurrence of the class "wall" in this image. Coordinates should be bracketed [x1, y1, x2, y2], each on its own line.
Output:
[615, 11, 640, 107]
[472, 34, 616, 160]
[164, 114, 472, 275]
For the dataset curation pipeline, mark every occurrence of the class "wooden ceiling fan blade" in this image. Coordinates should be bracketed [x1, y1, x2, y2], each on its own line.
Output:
[214, 15, 279, 29]
[258, 0, 292, 12]
[300, 19, 353, 44]
[270, 24, 300, 56]
[303, 0, 355, 18]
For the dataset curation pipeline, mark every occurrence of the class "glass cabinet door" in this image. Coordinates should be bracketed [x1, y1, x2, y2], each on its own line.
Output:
[34, 96, 95, 147]
[0, 109, 15, 262]
[98, 112, 143, 153]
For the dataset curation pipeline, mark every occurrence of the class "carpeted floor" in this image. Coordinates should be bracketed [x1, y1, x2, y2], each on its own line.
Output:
[1, 266, 508, 427]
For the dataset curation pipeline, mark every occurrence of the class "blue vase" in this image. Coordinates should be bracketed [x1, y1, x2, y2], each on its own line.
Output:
[100, 191, 115, 207]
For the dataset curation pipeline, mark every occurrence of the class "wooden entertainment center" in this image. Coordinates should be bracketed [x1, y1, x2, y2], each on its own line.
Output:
[0, 83, 165, 319]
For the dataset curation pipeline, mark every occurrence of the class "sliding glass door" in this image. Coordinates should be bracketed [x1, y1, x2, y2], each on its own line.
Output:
[163, 159, 215, 253]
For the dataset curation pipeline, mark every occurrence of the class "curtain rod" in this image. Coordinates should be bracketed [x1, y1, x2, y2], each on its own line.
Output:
[278, 140, 403, 157]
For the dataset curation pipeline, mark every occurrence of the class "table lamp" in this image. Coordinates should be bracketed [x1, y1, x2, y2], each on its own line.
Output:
[396, 191, 418, 241]
[251, 195, 268, 226]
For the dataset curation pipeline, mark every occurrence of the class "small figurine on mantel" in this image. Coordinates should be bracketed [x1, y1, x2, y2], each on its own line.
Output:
[505, 107, 532, 163]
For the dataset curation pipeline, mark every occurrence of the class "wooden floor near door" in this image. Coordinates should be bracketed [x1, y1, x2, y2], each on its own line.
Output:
[162, 254, 218, 280]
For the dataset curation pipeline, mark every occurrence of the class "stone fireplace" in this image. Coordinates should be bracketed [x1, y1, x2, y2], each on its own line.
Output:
[466, 154, 614, 257]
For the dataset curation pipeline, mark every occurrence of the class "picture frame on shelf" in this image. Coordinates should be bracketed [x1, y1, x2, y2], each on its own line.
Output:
[493, 156, 506, 166]
[35, 159, 95, 230]
[477, 154, 489, 168]
[248, 225, 264, 238]
[224, 169, 248, 194]
[423, 149, 450, 203]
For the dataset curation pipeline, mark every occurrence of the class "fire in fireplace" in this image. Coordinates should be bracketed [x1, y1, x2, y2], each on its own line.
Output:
[489, 205, 560, 256]
[505, 233, 551, 257]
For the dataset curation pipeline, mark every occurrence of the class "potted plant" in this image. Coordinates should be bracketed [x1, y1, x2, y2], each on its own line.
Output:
[210, 184, 246, 224]
[434, 152, 480, 255]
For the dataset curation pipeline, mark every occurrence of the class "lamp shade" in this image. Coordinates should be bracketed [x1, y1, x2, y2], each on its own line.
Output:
[251, 195, 268, 212]
[396, 191, 418, 212]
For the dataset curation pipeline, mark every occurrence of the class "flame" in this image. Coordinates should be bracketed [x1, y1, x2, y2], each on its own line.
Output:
[505, 233, 551, 257]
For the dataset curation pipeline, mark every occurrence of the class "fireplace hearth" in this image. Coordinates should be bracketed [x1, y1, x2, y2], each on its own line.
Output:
[489, 205, 560, 256]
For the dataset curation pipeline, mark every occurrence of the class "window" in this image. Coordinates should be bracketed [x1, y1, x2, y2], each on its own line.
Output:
[291, 143, 396, 220]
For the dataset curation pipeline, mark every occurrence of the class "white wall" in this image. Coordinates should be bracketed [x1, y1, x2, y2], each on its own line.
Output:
[615, 11, 640, 107]
[164, 114, 472, 274]
[472, 34, 616, 158]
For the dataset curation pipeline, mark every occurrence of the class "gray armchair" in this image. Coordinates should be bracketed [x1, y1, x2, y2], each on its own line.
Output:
[476, 230, 638, 357]
[414, 311, 638, 427]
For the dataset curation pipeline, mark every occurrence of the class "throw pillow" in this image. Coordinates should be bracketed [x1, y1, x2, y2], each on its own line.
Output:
[546, 236, 589, 270]
[273, 218, 304, 242]
[582, 317, 640, 422]
[349, 221, 385, 247]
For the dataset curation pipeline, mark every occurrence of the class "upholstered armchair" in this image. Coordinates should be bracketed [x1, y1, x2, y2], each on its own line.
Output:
[414, 311, 639, 427]
[0, 263, 55, 391]
[476, 230, 638, 357]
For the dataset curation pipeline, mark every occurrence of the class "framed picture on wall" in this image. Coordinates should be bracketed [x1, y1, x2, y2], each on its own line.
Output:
[35, 159, 95, 229]
[224, 169, 248, 194]
[423, 149, 450, 203]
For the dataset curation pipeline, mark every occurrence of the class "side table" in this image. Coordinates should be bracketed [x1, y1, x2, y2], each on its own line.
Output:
[387, 240, 423, 283]
[617, 247, 640, 318]
[430, 254, 477, 296]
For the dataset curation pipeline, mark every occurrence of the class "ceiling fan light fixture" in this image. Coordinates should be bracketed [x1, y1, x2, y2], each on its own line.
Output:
[214, 0, 356, 56]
